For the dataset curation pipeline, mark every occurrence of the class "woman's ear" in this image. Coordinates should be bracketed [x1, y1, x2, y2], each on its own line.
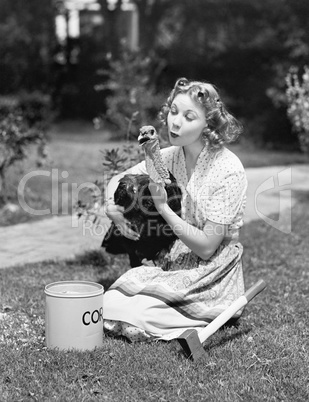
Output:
[201, 126, 211, 141]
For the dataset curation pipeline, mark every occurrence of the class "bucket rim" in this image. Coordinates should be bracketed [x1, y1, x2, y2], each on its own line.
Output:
[44, 280, 104, 298]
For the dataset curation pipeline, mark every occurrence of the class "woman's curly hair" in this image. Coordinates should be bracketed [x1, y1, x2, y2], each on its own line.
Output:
[158, 78, 243, 150]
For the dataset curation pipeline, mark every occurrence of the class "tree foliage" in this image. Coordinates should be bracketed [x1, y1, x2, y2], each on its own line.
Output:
[153, 0, 309, 147]
[0, 0, 56, 94]
[1, 0, 309, 148]
[94, 0, 309, 147]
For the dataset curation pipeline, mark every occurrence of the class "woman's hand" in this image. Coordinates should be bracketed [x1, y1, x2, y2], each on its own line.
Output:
[148, 180, 168, 214]
[105, 203, 140, 241]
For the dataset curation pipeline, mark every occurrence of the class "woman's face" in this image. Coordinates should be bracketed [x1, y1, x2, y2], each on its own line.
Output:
[167, 93, 206, 147]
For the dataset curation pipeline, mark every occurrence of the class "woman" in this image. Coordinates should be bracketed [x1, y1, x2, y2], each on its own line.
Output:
[103, 78, 247, 342]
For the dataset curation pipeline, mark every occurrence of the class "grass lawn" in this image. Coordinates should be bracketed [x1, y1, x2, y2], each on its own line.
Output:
[0, 119, 308, 227]
[0, 195, 308, 401]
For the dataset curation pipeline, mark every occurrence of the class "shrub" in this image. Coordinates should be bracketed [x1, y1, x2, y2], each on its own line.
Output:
[76, 141, 143, 224]
[286, 66, 309, 154]
[0, 92, 51, 204]
[17, 91, 53, 129]
[95, 48, 166, 140]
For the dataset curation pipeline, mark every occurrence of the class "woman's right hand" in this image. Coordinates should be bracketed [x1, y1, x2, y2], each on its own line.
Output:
[105, 203, 140, 241]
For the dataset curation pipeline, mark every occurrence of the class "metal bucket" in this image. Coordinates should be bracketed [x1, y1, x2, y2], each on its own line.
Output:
[45, 281, 104, 351]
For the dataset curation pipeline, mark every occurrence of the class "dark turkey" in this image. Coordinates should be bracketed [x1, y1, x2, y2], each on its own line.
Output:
[102, 126, 182, 267]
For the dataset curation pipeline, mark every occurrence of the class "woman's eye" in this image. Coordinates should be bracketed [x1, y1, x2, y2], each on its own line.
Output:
[170, 107, 177, 115]
[186, 114, 195, 121]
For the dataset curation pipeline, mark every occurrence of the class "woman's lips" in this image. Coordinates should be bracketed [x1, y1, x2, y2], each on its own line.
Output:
[170, 131, 179, 138]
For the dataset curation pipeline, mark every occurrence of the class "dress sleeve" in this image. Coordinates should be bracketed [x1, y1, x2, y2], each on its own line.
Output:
[198, 170, 247, 225]
[129, 159, 148, 175]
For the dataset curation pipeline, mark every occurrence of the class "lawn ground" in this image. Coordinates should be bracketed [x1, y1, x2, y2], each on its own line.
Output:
[0, 194, 308, 401]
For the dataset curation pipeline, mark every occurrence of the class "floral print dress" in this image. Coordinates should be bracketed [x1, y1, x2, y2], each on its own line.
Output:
[103, 145, 247, 341]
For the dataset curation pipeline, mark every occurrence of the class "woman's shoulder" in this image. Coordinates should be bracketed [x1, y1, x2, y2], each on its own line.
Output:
[206, 147, 247, 186]
[160, 145, 180, 164]
[213, 146, 245, 173]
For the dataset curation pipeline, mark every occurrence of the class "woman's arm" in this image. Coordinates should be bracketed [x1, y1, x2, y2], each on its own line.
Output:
[104, 172, 128, 203]
[104, 162, 148, 241]
[104, 174, 137, 241]
[148, 182, 226, 260]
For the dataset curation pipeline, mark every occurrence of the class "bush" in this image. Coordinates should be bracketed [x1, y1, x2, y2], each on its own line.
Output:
[17, 91, 53, 129]
[286, 66, 309, 154]
[95, 48, 166, 140]
[76, 143, 143, 224]
[0, 92, 51, 204]
[0, 92, 53, 129]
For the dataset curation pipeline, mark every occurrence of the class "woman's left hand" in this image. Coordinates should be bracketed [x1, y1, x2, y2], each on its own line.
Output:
[148, 180, 168, 214]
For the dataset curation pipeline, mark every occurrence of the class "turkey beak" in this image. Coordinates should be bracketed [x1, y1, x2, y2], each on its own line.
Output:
[138, 133, 150, 146]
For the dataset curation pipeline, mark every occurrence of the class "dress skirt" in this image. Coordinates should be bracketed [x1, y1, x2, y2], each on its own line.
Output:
[103, 241, 245, 341]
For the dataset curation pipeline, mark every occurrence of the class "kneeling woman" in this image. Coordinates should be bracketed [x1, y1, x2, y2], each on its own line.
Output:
[103, 78, 247, 342]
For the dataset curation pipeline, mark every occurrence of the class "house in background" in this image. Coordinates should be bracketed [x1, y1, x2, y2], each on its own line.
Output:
[53, 0, 141, 118]
[55, 0, 139, 56]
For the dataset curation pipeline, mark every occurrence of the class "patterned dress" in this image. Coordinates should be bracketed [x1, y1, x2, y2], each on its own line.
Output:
[103, 145, 247, 341]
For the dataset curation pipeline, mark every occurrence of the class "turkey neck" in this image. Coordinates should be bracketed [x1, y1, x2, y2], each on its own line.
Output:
[144, 140, 170, 184]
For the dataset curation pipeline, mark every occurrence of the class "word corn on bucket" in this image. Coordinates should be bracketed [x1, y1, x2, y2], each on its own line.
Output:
[45, 281, 104, 351]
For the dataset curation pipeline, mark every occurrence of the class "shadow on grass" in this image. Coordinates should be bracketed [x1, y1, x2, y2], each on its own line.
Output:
[208, 325, 251, 348]
[173, 322, 252, 362]
[66, 248, 130, 291]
